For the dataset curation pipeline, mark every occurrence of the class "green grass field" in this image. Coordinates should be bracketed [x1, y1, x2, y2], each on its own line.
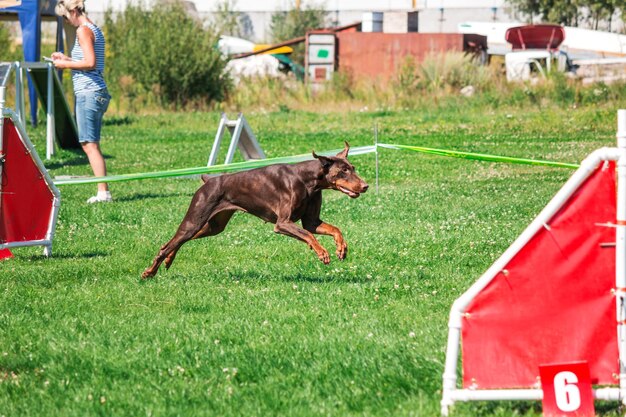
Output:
[1, 103, 623, 416]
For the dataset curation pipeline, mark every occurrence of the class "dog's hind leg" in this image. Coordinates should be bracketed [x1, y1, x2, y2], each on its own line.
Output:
[163, 210, 236, 270]
[194, 210, 236, 238]
[142, 225, 204, 279]
[142, 194, 219, 279]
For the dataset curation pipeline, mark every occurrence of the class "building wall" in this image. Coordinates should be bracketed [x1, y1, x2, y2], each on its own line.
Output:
[336, 32, 486, 81]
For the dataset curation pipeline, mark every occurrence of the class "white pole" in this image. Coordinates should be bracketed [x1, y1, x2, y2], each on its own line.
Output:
[18, 64, 25, 127]
[1, 239, 52, 249]
[375, 122, 379, 194]
[46, 63, 55, 160]
[208, 113, 227, 166]
[446, 387, 622, 402]
[14, 61, 23, 126]
[618, 110, 626, 148]
[441, 309, 462, 416]
[225, 113, 244, 165]
[615, 109, 626, 404]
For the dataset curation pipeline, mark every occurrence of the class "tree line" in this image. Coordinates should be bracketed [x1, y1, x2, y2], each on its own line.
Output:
[507, 0, 625, 31]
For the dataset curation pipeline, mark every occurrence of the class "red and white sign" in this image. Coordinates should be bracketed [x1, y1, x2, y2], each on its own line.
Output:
[540, 362, 595, 417]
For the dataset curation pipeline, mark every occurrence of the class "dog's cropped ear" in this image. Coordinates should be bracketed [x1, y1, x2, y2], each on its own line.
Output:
[312, 150, 333, 169]
[336, 141, 350, 159]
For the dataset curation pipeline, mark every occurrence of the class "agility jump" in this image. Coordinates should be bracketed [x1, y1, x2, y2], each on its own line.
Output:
[0, 62, 61, 259]
[441, 110, 626, 415]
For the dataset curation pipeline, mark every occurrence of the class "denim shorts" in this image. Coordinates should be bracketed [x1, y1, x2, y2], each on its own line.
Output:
[75, 89, 111, 143]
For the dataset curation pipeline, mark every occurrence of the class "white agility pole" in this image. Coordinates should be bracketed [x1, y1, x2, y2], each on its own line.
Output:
[14, 61, 25, 127]
[207, 113, 228, 166]
[46, 62, 55, 159]
[374, 122, 379, 194]
[441, 110, 626, 415]
[224, 114, 245, 164]
[14, 62, 60, 160]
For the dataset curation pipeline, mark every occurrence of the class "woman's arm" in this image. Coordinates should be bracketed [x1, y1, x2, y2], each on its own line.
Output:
[53, 26, 96, 70]
[51, 52, 71, 61]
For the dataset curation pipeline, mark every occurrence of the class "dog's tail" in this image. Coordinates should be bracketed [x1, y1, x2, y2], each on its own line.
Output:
[201, 174, 211, 183]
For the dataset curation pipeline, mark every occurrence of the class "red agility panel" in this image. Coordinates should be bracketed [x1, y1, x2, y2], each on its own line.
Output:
[0, 118, 55, 244]
[462, 161, 618, 389]
[0, 248, 12, 259]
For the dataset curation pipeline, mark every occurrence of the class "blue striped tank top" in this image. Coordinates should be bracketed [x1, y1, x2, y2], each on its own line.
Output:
[71, 22, 107, 93]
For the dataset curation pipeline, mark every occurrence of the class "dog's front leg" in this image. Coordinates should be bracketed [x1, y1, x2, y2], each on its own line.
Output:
[274, 220, 330, 264]
[309, 222, 347, 261]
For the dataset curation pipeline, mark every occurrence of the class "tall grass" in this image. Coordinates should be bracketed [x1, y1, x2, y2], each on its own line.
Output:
[225, 52, 626, 113]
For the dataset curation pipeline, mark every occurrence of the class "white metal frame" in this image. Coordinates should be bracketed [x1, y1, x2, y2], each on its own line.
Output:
[14, 61, 61, 160]
[0, 62, 61, 256]
[505, 50, 552, 82]
[207, 113, 266, 167]
[441, 109, 626, 415]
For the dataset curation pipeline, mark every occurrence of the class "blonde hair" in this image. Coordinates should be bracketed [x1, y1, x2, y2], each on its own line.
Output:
[55, 0, 86, 19]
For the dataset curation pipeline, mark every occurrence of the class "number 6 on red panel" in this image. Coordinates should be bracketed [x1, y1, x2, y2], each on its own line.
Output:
[539, 362, 595, 417]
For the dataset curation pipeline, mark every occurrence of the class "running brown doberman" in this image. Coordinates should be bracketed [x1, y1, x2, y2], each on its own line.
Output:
[142, 142, 368, 279]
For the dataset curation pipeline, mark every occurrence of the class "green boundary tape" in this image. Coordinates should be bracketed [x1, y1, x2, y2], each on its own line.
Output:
[377, 143, 580, 170]
[53, 145, 376, 186]
[53, 142, 580, 187]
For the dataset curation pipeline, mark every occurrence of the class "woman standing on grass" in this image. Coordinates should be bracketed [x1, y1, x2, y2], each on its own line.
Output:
[52, 0, 112, 203]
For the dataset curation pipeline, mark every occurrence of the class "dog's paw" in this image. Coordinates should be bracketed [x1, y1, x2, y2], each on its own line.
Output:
[141, 269, 156, 280]
[317, 249, 331, 264]
[336, 243, 348, 260]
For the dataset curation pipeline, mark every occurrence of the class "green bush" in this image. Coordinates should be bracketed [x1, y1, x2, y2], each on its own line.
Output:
[104, 2, 231, 108]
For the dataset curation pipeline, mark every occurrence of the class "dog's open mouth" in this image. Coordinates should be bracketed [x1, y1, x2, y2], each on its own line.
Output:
[338, 186, 360, 198]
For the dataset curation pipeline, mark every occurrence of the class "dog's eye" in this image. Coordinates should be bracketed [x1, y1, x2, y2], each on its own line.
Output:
[342, 168, 350, 173]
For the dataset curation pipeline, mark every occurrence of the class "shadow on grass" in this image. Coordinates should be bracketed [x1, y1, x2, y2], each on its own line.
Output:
[227, 269, 366, 284]
[459, 396, 620, 417]
[287, 272, 365, 284]
[104, 115, 135, 126]
[27, 251, 110, 261]
[45, 153, 115, 170]
[458, 400, 542, 417]
[44, 149, 85, 169]
[114, 192, 191, 203]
